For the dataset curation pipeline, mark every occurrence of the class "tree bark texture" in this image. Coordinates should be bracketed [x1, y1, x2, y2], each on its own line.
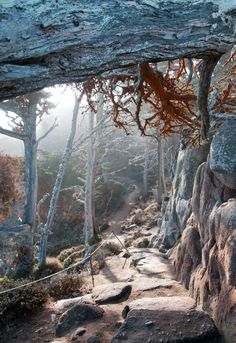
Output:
[0, 1, 235, 99]
[84, 110, 96, 244]
[23, 138, 37, 228]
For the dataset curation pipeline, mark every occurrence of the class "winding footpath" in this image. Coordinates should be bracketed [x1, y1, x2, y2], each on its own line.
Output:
[51, 189, 224, 343]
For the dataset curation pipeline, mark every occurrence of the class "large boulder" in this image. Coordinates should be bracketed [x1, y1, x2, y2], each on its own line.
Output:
[155, 142, 210, 249]
[92, 282, 132, 304]
[112, 297, 220, 343]
[210, 120, 236, 189]
[56, 302, 104, 337]
[170, 121, 236, 342]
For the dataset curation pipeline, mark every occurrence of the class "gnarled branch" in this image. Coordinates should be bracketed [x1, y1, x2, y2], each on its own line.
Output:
[0, 0, 235, 100]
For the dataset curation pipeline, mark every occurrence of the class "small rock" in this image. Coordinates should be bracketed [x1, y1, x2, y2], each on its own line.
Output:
[121, 251, 131, 258]
[74, 327, 87, 336]
[51, 314, 56, 322]
[127, 277, 134, 282]
[145, 321, 153, 327]
[87, 336, 100, 343]
[158, 245, 167, 253]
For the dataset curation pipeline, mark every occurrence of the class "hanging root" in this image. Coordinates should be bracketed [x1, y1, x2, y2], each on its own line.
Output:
[197, 55, 221, 139]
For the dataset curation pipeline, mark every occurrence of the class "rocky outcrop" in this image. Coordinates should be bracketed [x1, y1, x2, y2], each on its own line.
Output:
[155, 142, 210, 249]
[210, 121, 236, 189]
[92, 282, 132, 304]
[168, 121, 236, 342]
[56, 302, 104, 337]
[112, 297, 220, 343]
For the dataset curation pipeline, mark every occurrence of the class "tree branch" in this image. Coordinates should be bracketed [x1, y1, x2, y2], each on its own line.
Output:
[0, 0, 235, 100]
[37, 118, 58, 145]
[0, 126, 28, 140]
[197, 55, 221, 139]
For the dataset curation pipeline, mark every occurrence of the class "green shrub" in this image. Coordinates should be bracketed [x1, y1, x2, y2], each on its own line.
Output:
[48, 273, 84, 300]
[58, 245, 85, 263]
[33, 257, 63, 279]
[0, 278, 48, 322]
[63, 252, 83, 268]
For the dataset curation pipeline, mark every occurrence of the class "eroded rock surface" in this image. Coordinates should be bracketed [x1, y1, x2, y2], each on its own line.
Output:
[56, 302, 104, 337]
[112, 297, 220, 343]
[210, 120, 236, 189]
[131, 248, 171, 276]
[132, 277, 176, 292]
[166, 121, 236, 342]
[92, 282, 132, 304]
[155, 143, 210, 249]
[54, 294, 93, 312]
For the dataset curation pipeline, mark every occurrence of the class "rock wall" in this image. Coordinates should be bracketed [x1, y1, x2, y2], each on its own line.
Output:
[156, 142, 209, 249]
[167, 121, 236, 342]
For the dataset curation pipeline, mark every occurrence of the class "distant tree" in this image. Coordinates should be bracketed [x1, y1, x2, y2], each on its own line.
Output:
[0, 91, 55, 228]
[156, 130, 166, 208]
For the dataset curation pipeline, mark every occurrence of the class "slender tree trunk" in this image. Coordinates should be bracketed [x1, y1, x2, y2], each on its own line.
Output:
[84, 110, 96, 244]
[23, 138, 38, 228]
[39, 93, 82, 265]
[143, 142, 149, 198]
[21, 112, 38, 269]
[156, 134, 166, 208]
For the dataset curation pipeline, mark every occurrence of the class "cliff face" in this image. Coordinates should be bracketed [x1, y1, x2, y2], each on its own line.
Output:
[161, 121, 236, 341]
[158, 143, 210, 249]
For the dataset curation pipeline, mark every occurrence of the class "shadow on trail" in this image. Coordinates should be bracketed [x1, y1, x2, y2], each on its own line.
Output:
[106, 184, 141, 237]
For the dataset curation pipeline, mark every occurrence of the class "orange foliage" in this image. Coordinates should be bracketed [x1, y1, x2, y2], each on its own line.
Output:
[0, 154, 23, 221]
[84, 60, 199, 139]
[84, 48, 236, 143]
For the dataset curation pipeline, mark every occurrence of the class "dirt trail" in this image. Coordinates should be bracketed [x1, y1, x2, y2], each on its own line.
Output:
[64, 194, 222, 343]
[0, 192, 224, 343]
[105, 184, 140, 237]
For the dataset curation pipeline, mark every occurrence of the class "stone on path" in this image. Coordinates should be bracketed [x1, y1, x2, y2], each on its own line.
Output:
[73, 327, 87, 337]
[92, 282, 132, 304]
[54, 294, 93, 312]
[112, 296, 220, 343]
[132, 277, 176, 291]
[131, 250, 170, 276]
[56, 302, 104, 337]
[126, 296, 195, 311]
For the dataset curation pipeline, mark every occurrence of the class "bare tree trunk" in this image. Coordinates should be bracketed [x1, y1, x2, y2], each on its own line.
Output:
[156, 134, 166, 209]
[23, 138, 37, 228]
[143, 142, 149, 199]
[39, 93, 83, 265]
[84, 110, 96, 244]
